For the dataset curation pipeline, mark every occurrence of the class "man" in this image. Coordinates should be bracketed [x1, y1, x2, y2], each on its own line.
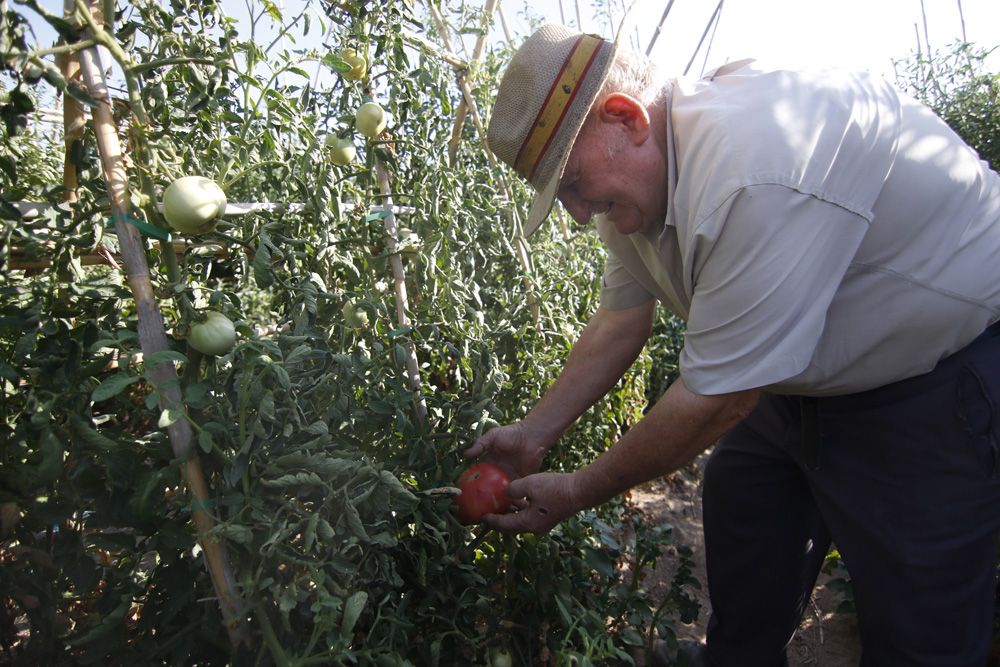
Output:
[470, 22, 1000, 667]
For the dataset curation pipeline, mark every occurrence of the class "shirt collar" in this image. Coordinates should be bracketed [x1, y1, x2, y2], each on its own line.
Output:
[647, 81, 677, 243]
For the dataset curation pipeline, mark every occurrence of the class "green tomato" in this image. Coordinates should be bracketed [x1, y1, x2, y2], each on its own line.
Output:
[162, 176, 227, 235]
[325, 134, 357, 166]
[342, 301, 369, 329]
[355, 102, 386, 139]
[492, 650, 513, 667]
[340, 48, 368, 81]
[188, 311, 237, 356]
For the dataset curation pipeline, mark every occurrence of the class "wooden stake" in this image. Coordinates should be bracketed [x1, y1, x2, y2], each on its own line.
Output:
[374, 159, 429, 425]
[75, 1, 250, 648]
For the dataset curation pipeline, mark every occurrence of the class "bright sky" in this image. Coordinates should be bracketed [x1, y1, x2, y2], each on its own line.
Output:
[23, 1, 1000, 81]
[500, 0, 1000, 80]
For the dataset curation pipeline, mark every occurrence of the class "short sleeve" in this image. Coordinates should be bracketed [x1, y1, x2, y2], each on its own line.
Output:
[600, 251, 656, 310]
[680, 184, 869, 394]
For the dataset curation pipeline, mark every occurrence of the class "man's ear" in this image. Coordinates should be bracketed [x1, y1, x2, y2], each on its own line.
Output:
[597, 93, 650, 144]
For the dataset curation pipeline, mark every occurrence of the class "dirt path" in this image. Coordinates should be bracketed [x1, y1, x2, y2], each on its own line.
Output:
[630, 454, 863, 666]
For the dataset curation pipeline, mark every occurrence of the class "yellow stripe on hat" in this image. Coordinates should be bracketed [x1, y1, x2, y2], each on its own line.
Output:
[514, 34, 606, 182]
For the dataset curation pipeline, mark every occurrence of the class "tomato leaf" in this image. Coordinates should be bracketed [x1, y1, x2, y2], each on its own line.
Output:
[198, 430, 215, 453]
[91, 373, 140, 402]
[340, 591, 368, 639]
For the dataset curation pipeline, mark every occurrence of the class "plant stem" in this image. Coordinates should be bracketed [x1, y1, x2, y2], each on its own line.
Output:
[128, 56, 218, 75]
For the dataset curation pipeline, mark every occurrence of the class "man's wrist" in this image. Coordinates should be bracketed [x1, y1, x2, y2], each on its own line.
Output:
[520, 415, 563, 450]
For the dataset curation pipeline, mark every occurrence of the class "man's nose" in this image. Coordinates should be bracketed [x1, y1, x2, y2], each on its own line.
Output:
[558, 196, 591, 225]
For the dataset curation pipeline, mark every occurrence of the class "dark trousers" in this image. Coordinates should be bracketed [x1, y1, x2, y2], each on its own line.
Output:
[702, 324, 1000, 667]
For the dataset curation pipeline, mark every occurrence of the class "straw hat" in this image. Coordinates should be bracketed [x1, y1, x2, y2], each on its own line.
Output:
[487, 23, 620, 237]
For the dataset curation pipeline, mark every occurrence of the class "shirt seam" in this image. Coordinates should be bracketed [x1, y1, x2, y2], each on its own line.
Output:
[690, 180, 875, 235]
[850, 263, 1000, 315]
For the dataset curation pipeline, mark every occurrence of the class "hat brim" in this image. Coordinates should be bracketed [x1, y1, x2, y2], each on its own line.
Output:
[525, 168, 561, 237]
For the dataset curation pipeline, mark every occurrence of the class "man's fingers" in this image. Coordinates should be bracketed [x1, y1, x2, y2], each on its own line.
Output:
[505, 477, 528, 499]
[483, 508, 554, 535]
[483, 511, 526, 533]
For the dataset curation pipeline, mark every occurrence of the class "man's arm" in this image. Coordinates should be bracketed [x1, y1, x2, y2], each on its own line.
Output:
[486, 378, 760, 533]
[465, 300, 656, 476]
[524, 299, 656, 442]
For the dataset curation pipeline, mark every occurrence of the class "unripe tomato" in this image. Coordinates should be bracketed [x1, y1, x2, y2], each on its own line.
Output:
[453, 463, 512, 525]
[340, 48, 367, 81]
[188, 311, 237, 356]
[162, 176, 227, 235]
[342, 301, 369, 329]
[325, 134, 357, 166]
[355, 102, 386, 139]
[23, 62, 43, 84]
[492, 650, 514, 667]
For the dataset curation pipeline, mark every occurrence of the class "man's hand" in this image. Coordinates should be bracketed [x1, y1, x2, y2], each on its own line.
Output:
[483, 471, 580, 534]
[463, 422, 551, 478]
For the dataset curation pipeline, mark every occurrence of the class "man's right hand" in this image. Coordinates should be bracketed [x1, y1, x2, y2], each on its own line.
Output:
[463, 422, 552, 479]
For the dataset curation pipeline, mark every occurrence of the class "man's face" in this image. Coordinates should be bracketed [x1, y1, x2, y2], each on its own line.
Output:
[556, 115, 667, 235]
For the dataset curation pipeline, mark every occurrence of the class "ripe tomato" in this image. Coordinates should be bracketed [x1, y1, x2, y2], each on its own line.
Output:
[355, 102, 386, 139]
[453, 463, 511, 525]
[162, 175, 227, 235]
[188, 311, 237, 356]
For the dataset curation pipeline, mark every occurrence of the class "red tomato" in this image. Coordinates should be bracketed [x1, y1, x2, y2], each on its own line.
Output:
[453, 463, 512, 525]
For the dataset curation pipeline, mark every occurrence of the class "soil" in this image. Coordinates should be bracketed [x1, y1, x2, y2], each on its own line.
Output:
[629, 452, 864, 667]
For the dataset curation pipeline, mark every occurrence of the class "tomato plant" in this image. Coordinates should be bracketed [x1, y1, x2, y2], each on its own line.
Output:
[339, 48, 368, 81]
[162, 175, 227, 235]
[325, 134, 357, 166]
[454, 463, 512, 524]
[0, 0, 690, 664]
[188, 311, 237, 356]
[355, 101, 387, 139]
[492, 648, 514, 667]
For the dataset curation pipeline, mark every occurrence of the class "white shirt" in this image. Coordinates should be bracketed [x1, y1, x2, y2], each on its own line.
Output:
[598, 61, 1000, 396]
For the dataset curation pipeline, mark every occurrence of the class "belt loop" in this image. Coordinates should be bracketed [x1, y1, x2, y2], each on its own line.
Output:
[800, 396, 822, 471]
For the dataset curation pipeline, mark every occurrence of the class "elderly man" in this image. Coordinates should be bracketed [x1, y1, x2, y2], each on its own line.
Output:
[470, 22, 1000, 667]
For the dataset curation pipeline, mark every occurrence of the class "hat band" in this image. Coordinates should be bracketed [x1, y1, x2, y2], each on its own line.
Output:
[513, 34, 607, 182]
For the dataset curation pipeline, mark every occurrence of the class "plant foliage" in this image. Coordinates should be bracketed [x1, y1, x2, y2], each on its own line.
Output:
[0, 1, 692, 664]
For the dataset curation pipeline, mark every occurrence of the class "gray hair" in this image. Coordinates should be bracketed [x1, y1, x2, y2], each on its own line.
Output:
[599, 47, 666, 107]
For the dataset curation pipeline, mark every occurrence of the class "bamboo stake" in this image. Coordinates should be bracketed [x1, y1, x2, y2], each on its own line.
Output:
[430, 0, 498, 166]
[75, 1, 250, 648]
[683, 0, 723, 76]
[58, 3, 85, 204]
[425, 1, 538, 320]
[401, 29, 468, 69]
[496, 2, 514, 45]
[957, 0, 967, 43]
[374, 159, 428, 425]
[645, 0, 676, 56]
[697, 0, 723, 77]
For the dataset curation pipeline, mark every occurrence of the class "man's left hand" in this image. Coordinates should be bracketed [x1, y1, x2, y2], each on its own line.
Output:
[483, 471, 581, 534]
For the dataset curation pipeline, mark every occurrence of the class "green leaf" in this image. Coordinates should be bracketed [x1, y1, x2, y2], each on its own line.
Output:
[340, 591, 368, 639]
[0, 156, 16, 184]
[146, 350, 188, 365]
[91, 373, 140, 402]
[253, 238, 274, 288]
[70, 416, 118, 450]
[198, 429, 215, 453]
